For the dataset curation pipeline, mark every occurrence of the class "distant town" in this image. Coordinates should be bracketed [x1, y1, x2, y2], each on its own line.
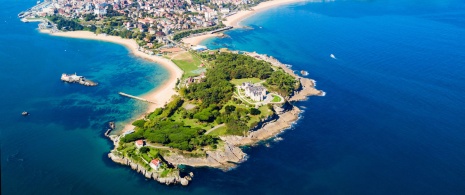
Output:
[19, 0, 264, 52]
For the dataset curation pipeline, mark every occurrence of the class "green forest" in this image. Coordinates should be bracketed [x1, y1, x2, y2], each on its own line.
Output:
[120, 52, 299, 151]
[48, 15, 83, 31]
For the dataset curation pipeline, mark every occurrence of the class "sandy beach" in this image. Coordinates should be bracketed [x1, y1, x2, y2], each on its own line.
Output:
[224, 0, 310, 28]
[181, 0, 309, 46]
[181, 33, 219, 46]
[41, 30, 183, 132]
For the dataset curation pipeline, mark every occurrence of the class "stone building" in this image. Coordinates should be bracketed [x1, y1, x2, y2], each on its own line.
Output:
[241, 82, 267, 101]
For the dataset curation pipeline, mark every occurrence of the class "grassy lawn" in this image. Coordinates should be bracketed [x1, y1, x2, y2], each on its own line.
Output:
[171, 51, 204, 79]
[247, 105, 272, 126]
[220, 100, 252, 113]
[208, 126, 228, 136]
[230, 78, 262, 86]
[219, 100, 272, 127]
[141, 153, 151, 163]
[170, 109, 216, 130]
[271, 94, 282, 102]
[120, 143, 136, 155]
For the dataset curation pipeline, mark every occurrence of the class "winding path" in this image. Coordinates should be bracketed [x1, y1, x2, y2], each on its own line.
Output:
[205, 124, 226, 135]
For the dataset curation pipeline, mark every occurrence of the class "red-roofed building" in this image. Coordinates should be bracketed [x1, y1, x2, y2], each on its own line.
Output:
[150, 159, 162, 170]
[135, 140, 144, 148]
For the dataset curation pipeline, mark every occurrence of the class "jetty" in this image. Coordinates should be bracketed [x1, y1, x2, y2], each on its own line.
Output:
[210, 26, 233, 34]
[119, 92, 155, 104]
[61, 73, 97, 86]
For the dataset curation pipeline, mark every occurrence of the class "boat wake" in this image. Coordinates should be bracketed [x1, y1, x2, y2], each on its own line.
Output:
[330, 54, 337, 59]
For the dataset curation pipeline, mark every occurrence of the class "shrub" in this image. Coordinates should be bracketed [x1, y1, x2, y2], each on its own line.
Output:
[140, 146, 149, 153]
[250, 108, 261, 115]
[132, 119, 146, 128]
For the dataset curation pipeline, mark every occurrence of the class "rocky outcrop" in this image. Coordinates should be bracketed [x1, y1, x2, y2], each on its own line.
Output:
[108, 152, 188, 186]
[289, 78, 325, 101]
[163, 143, 246, 169]
[221, 106, 301, 146]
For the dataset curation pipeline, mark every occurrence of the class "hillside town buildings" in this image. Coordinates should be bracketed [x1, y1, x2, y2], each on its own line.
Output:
[29, 0, 257, 37]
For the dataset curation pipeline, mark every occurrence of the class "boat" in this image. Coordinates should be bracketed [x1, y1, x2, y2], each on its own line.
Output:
[301, 70, 309, 76]
[109, 121, 115, 130]
[22, 111, 29, 116]
[330, 54, 336, 59]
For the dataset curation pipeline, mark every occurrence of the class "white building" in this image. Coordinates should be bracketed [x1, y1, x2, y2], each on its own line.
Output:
[61, 73, 82, 82]
[220, 8, 230, 14]
[241, 82, 267, 101]
[94, 4, 106, 16]
[150, 159, 162, 170]
[135, 140, 144, 149]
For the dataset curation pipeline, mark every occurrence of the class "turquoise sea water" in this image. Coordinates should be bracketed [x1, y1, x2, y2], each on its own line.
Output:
[2, 0, 465, 194]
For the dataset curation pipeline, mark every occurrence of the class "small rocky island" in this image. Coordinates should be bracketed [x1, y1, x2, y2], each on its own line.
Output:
[106, 51, 324, 186]
[61, 73, 97, 86]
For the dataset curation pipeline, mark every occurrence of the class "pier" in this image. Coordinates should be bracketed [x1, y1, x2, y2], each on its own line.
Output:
[210, 26, 233, 34]
[119, 92, 156, 104]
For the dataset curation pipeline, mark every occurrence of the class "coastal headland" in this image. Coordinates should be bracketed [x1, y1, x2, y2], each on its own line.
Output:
[35, 0, 323, 187]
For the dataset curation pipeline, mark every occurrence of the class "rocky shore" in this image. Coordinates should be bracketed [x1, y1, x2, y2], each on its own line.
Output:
[108, 152, 191, 186]
[221, 105, 301, 146]
[164, 143, 246, 168]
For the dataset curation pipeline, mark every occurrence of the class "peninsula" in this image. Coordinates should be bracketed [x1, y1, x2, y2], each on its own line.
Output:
[20, 0, 321, 186]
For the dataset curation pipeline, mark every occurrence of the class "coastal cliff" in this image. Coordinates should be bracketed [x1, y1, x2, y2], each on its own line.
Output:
[221, 105, 301, 146]
[108, 152, 190, 186]
[164, 143, 246, 168]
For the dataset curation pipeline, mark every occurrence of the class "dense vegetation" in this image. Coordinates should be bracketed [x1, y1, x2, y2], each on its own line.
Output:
[266, 70, 299, 96]
[48, 15, 83, 31]
[122, 120, 216, 151]
[173, 24, 225, 41]
[185, 53, 274, 106]
[120, 52, 299, 151]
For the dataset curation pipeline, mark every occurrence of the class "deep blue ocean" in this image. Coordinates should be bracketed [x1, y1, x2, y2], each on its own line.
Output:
[2, 0, 465, 194]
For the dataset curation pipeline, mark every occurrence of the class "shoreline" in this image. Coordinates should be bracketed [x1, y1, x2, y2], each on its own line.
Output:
[181, 33, 220, 46]
[223, 0, 310, 28]
[40, 30, 183, 133]
[36, 0, 323, 185]
[182, 0, 311, 45]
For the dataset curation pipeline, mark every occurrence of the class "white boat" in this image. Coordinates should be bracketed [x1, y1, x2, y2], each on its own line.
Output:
[330, 54, 336, 59]
[301, 70, 309, 76]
